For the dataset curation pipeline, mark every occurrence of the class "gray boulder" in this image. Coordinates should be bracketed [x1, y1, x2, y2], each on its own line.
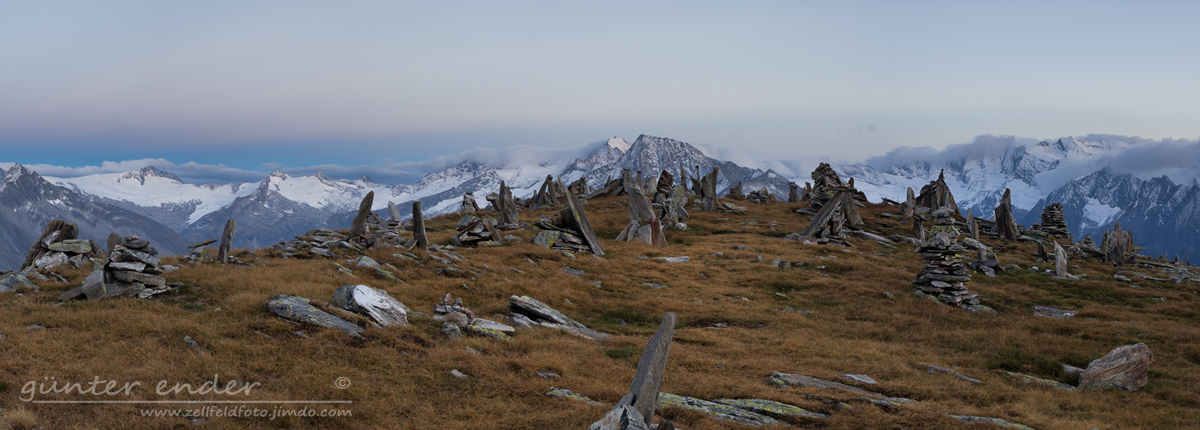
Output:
[267, 294, 364, 338]
[1079, 343, 1152, 391]
[332, 285, 409, 326]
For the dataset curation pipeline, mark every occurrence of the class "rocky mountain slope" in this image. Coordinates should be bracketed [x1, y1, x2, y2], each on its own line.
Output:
[0, 165, 191, 270]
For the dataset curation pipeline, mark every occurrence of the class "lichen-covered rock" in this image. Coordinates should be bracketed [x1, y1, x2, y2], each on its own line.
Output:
[0, 273, 38, 293]
[713, 398, 829, 420]
[1079, 343, 1152, 391]
[656, 393, 780, 426]
[352, 256, 380, 270]
[267, 294, 363, 338]
[546, 387, 602, 406]
[589, 404, 649, 430]
[462, 321, 513, 341]
[332, 285, 409, 326]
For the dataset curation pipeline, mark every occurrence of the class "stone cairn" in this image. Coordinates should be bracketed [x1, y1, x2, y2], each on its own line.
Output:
[658, 183, 689, 230]
[1100, 222, 1137, 266]
[59, 234, 174, 301]
[460, 191, 481, 213]
[529, 175, 568, 210]
[532, 192, 605, 255]
[20, 219, 100, 271]
[452, 182, 523, 247]
[746, 186, 773, 204]
[615, 170, 666, 246]
[725, 182, 745, 200]
[1038, 203, 1073, 241]
[587, 174, 625, 198]
[912, 208, 991, 312]
[1079, 234, 1096, 250]
[787, 182, 801, 203]
[567, 177, 590, 196]
[800, 163, 866, 215]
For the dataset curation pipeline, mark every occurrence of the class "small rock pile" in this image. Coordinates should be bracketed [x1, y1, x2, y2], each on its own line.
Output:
[746, 186, 773, 204]
[460, 191, 481, 213]
[725, 182, 745, 200]
[1100, 222, 1138, 266]
[1038, 203, 1073, 241]
[450, 215, 503, 247]
[914, 170, 959, 214]
[433, 293, 514, 341]
[911, 208, 992, 312]
[274, 228, 365, 259]
[59, 235, 175, 301]
[532, 192, 605, 255]
[20, 220, 100, 271]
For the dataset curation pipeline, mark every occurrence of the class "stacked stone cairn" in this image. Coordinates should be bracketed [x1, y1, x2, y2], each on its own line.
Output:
[912, 207, 992, 312]
[586, 174, 625, 198]
[20, 219, 101, 271]
[567, 177, 590, 196]
[658, 183, 690, 230]
[59, 234, 174, 301]
[787, 182, 801, 203]
[800, 163, 867, 215]
[460, 191, 481, 213]
[746, 186, 773, 204]
[1100, 222, 1138, 266]
[1038, 203, 1073, 241]
[274, 228, 364, 259]
[450, 215, 503, 247]
[725, 182, 745, 200]
[433, 293, 514, 341]
[532, 191, 605, 255]
[795, 188, 862, 246]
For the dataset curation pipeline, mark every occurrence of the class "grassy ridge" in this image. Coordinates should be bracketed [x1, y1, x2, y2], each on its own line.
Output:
[1, 198, 1198, 429]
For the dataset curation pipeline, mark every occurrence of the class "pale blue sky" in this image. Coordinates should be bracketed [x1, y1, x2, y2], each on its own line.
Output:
[1, 1, 1197, 183]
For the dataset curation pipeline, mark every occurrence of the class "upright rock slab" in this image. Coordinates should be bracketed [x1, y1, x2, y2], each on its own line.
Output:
[1079, 343, 1152, 391]
[700, 167, 719, 211]
[389, 201, 403, 220]
[412, 201, 428, 249]
[788, 182, 800, 203]
[562, 192, 604, 256]
[349, 191, 375, 240]
[217, 218, 236, 263]
[497, 181, 519, 227]
[994, 188, 1019, 240]
[590, 313, 676, 429]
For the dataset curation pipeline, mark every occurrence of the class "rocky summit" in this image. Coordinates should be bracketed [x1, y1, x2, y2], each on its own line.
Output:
[0, 162, 1197, 430]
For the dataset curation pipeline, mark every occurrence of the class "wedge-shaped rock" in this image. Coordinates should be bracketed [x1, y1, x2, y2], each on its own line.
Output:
[509, 295, 585, 328]
[767, 372, 913, 403]
[268, 294, 363, 338]
[589, 405, 649, 430]
[332, 285, 409, 326]
[590, 313, 675, 429]
[110, 270, 166, 287]
[1079, 343, 1152, 391]
[713, 398, 829, 421]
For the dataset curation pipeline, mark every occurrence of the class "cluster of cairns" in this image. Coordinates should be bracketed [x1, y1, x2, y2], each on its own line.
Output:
[789, 163, 865, 246]
[58, 234, 179, 302]
[532, 192, 605, 255]
[724, 182, 775, 205]
[20, 220, 101, 271]
[453, 182, 525, 247]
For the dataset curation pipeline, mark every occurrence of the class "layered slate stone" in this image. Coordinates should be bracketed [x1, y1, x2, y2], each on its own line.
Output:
[412, 201, 428, 249]
[497, 181, 520, 227]
[1079, 343, 1152, 391]
[332, 284, 409, 326]
[349, 191, 375, 240]
[590, 313, 676, 429]
[267, 294, 364, 338]
[994, 188, 1020, 240]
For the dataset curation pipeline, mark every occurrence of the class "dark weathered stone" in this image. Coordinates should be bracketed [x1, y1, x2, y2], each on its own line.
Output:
[915, 170, 959, 214]
[412, 201, 428, 249]
[562, 192, 604, 256]
[966, 208, 979, 241]
[788, 182, 800, 203]
[110, 270, 166, 287]
[994, 188, 1019, 240]
[902, 187, 916, 217]
[106, 233, 123, 258]
[389, 201, 403, 220]
[1053, 242, 1069, 277]
[21, 219, 78, 271]
[217, 218, 236, 263]
[497, 181, 519, 226]
[700, 167, 719, 211]
[625, 313, 676, 425]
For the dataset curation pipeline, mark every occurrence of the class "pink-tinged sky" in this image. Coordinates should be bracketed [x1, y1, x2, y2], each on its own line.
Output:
[2, 1, 1198, 183]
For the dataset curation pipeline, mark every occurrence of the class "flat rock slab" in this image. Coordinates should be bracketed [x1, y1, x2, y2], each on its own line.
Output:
[840, 374, 877, 384]
[546, 387, 602, 406]
[947, 415, 1037, 430]
[509, 295, 585, 328]
[1079, 343, 1152, 391]
[332, 285, 409, 326]
[656, 393, 780, 426]
[267, 294, 363, 338]
[919, 363, 982, 384]
[1005, 371, 1075, 391]
[1032, 305, 1076, 319]
[713, 398, 829, 420]
[768, 372, 914, 403]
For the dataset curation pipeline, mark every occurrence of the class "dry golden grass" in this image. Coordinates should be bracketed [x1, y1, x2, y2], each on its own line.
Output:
[1, 197, 1198, 429]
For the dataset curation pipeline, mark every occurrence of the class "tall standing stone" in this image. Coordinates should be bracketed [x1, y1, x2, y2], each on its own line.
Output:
[902, 187, 916, 217]
[413, 201, 428, 249]
[497, 181, 519, 226]
[349, 191, 375, 239]
[388, 201, 402, 221]
[105, 233, 122, 261]
[217, 218, 236, 263]
[1053, 241, 1069, 277]
[788, 182, 800, 203]
[966, 208, 979, 241]
[915, 170, 959, 214]
[590, 313, 676, 429]
[562, 192, 605, 256]
[994, 188, 1019, 240]
[700, 167, 719, 211]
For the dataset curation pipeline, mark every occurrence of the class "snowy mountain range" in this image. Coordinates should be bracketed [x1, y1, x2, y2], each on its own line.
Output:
[4, 133, 1197, 269]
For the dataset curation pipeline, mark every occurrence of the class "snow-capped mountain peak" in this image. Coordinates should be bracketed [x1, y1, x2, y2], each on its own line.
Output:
[119, 166, 184, 186]
[606, 136, 630, 152]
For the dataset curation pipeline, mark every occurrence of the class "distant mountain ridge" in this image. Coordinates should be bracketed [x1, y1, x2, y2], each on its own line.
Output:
[11, 134, 790, 258]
